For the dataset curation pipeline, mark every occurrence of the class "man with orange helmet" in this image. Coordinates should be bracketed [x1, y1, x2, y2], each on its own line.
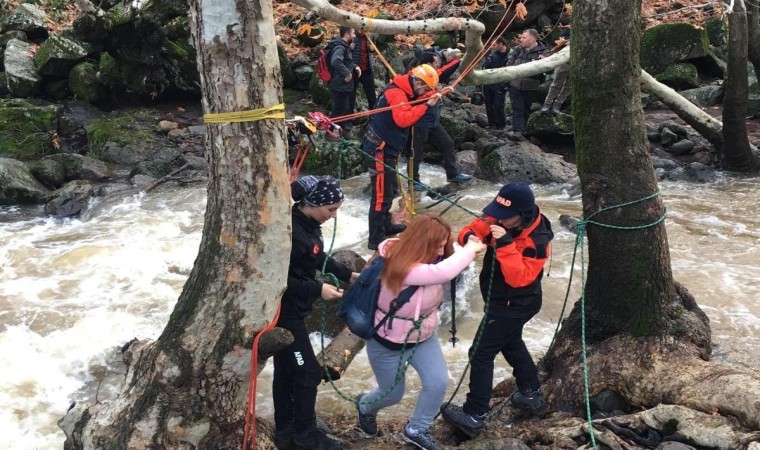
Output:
[361, 64, 445, 250]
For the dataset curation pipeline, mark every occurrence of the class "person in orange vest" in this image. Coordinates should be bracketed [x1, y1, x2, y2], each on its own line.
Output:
[361, 64, 447, 250]
[441, 183, 554, 439]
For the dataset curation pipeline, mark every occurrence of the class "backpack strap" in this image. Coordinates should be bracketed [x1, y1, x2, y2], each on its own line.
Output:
[373, 285, 419, 333]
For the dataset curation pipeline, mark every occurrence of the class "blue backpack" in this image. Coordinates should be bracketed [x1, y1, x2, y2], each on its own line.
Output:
[339, 257, 419, 339]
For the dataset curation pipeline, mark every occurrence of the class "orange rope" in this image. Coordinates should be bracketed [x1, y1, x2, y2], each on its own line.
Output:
[290, 141, 312, 182]
[242, 302, 282, 450]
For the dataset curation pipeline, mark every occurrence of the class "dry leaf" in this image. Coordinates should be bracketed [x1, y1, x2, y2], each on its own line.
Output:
[296, 24, 312, 36]
[515, 2, 528, 20]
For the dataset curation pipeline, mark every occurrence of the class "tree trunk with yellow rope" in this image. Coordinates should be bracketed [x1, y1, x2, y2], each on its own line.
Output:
[60, 0, 292, 448]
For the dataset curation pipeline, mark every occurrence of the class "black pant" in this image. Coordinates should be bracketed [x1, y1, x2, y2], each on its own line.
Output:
[407, 126, 459, 180]
[272, 317, 322, 434]
[331, 90, 353, 130]
[508, 86, 536, 132]
[354, 69, 377, 110]
[483, 84, 506, 128]
[365, 143, 398, 250]
[463, 315, 540, 416]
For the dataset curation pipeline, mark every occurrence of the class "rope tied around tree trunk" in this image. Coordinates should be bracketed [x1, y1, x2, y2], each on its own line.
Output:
[203, 103, 285, 123]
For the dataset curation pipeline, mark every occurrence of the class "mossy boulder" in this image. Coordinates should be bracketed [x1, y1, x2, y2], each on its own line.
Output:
[85, 111, 157, 159]
[440, 108, 478, 149]
[309, 74, 332, 110]
[44, 153, 114, 181]
[28, 158, 66, 189]
[278, 42, 296, 88]
[525, 110, 574, 141]
[0, 99, 61, 160]
[69, 62, 105, 104]
[300, 139, 366, 178]
[655, 63, 700, 90]
[33, 33, 89, 77]
[640, 23, 710, 75]
[0, 72, 8, 96]
[476, 139, 576, 184]
[679, 85, 724, 107]
[703, 17, 727, 49]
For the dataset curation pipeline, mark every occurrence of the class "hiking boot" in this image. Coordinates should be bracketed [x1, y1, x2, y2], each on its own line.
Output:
[447, 173, 472, 183]
[402, 423, 443, 450]
[439, 403, 486, 438]
[274, 422, 294, 450]
[293, 428, 343, 450]
[510, 389, 547, 416]
[541, 104, 551, 113]
[551, 105, 562, 115]
[386, 223, 407, 235]
[355, 393, 378, 437]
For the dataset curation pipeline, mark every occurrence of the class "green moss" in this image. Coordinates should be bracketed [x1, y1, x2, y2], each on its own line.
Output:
[0, 99, 61, 160]
[703, 17, 727, 48]
[163, 37, 188, 59]
[86, 111, 157, 157]
[640, 23, 710, 74]
[69, 62, 104, 104]
[655, 63, 699, 90]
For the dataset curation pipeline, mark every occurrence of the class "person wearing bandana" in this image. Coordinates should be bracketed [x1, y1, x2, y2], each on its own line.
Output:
[273, 175, 359, 450]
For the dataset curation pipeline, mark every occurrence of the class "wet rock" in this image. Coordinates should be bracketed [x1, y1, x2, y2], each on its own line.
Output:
[29, 158, 66, 189]
[476, 139, 577, 184]
[559, 214, 579, 234]
[0, 158, 50, 204]
[651, 156, 678, 170]
[44, 180, 94, 218]
[45, 153, 114, 181]
[456, 150, 478, 176]
[687, 162, 715, 183]
[179, 153, 207, 171]
[667, 139, 696, 156]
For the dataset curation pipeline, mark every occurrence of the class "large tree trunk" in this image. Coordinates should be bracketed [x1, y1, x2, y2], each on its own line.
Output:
[61, 0, 291, 448]
[543, 0, 713, 412]
[747, 0, 760, 80]
[721, 0, 760, 171]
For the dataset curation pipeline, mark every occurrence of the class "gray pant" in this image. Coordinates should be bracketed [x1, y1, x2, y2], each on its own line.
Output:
[360, 336, 449, 432]
[543, 64, 571, 108]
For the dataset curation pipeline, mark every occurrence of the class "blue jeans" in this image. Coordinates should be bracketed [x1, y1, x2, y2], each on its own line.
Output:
[360, 336, 449, 432]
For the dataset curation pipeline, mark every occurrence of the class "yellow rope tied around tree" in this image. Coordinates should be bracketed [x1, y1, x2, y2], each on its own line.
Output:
[203, 103, 286, 123]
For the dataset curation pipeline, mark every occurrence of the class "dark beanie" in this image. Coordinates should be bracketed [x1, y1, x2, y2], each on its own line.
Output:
[291, 175, 344, 207]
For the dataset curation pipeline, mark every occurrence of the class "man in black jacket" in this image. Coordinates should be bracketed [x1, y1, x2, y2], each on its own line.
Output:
[326, 27, 359, 136]
[506, 29, 548, 132]
[482, 37, 510, 129]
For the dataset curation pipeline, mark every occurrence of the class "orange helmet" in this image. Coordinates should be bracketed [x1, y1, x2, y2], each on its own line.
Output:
[411, 64, 439, 90]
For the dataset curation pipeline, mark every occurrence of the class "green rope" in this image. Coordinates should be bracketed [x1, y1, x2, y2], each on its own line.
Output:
[551, 190, 668, 449]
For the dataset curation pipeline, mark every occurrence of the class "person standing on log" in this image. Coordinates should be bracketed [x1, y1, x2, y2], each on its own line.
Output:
[273, 175, 359, 450]
[355, 214, 486, 450]
[440, 183, 554, 439]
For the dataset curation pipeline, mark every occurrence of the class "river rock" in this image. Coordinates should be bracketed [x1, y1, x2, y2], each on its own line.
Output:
[655, 63, 700, 90]
[559, 214, 579, 234]
[0, 157, 50, 204]
[476, 139, 577, 184]
[4, 38, 42, 97]
[44, 153, 114, 182]
[0, 99, 61, 160]
[440, 109, 478, 149]
[44, 180, 94, 218]
[660, 128, 679, 147]
[28, 158, 66, 189]
[679, 85, 724, 107]
[456, 150, 478, 176]
[655, 443, 697, 450]
[651, 156, 678, 170]
[640, 23, 710, 75]
[667, 139, 696, 156]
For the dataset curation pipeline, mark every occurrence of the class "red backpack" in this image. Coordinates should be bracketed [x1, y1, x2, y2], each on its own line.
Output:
[316, 48, 333, 82]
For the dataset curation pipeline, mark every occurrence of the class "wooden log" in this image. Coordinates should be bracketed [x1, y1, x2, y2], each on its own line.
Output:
[317, 326, 366, 381]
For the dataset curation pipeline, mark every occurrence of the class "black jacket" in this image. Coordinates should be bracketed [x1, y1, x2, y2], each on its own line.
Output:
[483, 49, 510, 91]
[506, 41, 549, 91]
[326, 37, 356, 92]
[280, 207, 352, 320]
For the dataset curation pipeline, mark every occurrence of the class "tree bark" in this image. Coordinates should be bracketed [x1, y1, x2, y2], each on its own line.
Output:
[721, 0, 760, 171]
[316, 327, 367, 381]
[61, 0, 291, 448]
[747, 0, 760, 80]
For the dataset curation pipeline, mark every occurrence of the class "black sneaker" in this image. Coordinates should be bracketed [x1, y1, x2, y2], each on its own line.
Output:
[274, 423, 294, 450]
[439, 403, 486, 438]
[293, 428, 343, 450]
[355, 393, 378, 437]
[402, 423, 443, 450]
[386, 223, 407, 235]
[510, 389, 547, 416]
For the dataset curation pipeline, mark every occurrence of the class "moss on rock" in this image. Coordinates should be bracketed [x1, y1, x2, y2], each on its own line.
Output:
[0, 99, 61, 160]
[655, 63, 700, 90]
[640, 23, 710, 75]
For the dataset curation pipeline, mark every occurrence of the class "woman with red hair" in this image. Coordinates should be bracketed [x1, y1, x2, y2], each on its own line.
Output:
[354, 214, 486, 450]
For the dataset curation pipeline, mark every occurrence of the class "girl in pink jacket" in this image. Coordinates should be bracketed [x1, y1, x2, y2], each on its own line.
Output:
[355, 214, 486, 450]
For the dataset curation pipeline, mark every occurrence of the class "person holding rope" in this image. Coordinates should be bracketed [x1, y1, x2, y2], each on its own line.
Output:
[441, 183, 554, 438]
[273, 175, 359, 450]
[362, 64, 447, 251]
[355, 214, 486, 450]
[406, 51, 472, 190]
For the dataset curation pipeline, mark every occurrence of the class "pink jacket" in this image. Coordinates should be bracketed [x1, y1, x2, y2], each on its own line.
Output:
[374, 239, 478, 344]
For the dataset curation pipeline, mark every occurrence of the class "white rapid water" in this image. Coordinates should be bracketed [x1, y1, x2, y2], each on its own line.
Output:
[1, 166, 758, 448]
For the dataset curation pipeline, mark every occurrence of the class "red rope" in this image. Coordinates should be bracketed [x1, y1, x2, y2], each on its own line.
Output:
[242, 303, 282, 450]
[290, 141, 312, 182]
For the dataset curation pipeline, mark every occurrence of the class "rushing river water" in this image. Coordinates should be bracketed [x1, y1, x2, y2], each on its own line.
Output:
[1, 165, 758, 449]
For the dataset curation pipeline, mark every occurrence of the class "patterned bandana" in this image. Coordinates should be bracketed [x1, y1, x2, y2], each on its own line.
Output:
[291, 175, 344, 207]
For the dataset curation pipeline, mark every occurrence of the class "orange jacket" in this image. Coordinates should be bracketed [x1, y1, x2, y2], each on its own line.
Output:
[458, 207, 553, 318]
